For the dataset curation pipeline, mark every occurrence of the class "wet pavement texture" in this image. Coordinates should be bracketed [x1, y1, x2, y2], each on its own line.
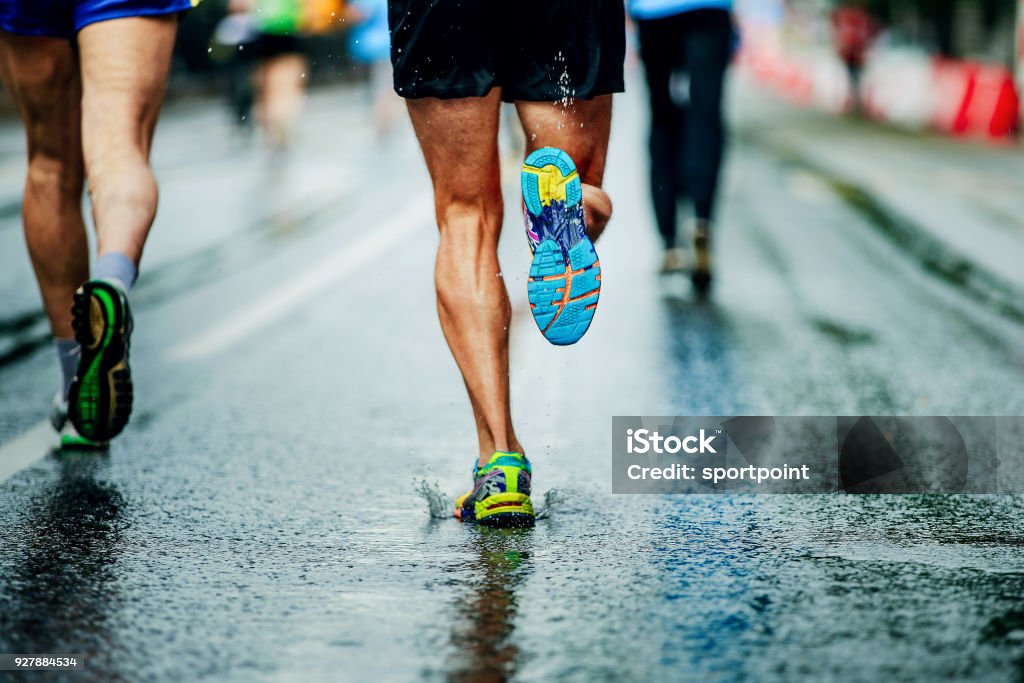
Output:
[0, 77, 1023, 682]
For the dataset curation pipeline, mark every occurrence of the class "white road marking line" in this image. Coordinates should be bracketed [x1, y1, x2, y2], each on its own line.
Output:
[0, 421, 54, 483]
[168, 193, 433, 361]
[0, 193, 433, 484]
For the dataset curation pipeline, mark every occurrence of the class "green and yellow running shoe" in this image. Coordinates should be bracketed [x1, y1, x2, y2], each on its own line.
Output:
[455, 452, 535, 529]
[68, 280, 133, 442]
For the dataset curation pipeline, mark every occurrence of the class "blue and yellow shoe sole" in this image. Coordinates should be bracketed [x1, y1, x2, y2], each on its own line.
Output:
[522, 147, 601, 346]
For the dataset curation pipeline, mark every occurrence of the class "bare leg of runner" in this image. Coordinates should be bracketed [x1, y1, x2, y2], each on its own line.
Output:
[78, 15, 177, 265]
[406, 90, 523, 466]
[256, 52, 307, 149]
[0, 34, 87, 339]
[516, 95, 614, 242]
[56, 16, 178, 443]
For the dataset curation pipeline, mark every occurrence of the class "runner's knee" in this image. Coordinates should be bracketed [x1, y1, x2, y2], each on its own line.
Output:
[436, 189, 502, 237]
[82, 89, 163, 163]
[26, 153, 83, 202]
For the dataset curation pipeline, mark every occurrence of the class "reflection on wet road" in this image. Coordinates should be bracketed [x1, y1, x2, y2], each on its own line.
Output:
[447, 530, 532, 682]
[1, 455, 126, 682]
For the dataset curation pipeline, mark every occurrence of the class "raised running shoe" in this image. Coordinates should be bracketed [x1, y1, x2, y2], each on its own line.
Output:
[455, 452, 535, 529]
[522, 147, 601, 345]
[68, 280, 133, 442]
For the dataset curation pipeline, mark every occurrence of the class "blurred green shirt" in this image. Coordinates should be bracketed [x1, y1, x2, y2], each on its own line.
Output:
[254, 0, 302, 35]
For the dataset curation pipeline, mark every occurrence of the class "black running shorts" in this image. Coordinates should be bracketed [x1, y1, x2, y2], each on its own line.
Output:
[388, 0, 626, 102]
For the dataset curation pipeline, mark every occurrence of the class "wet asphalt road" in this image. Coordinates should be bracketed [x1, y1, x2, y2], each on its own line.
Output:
[0, 74, 1023, 682]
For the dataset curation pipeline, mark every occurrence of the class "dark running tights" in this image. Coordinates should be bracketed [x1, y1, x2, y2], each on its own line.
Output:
[637, 9, 731, 248]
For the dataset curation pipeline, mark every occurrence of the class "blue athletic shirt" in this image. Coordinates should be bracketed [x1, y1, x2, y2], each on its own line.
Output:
[348, 0, 390, 64]
[628, 0, 732, 21]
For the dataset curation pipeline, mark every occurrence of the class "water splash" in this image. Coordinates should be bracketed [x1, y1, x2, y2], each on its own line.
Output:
[553, 51, 576, 109]
[416, 481, 564, 522]
[415, 479, 453, 519]
[534, 488, 565, 520]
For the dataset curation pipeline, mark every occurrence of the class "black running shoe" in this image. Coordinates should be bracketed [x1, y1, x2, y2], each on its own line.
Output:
[68, 280, 133, 442]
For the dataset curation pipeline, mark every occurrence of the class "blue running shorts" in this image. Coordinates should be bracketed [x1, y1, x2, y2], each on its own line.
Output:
[0, 0, 197, 39]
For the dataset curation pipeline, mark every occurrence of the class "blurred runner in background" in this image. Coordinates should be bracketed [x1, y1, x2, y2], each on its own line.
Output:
[830, 0, 879, 114]
[249, 0, 307, 151]
[0, 0, 197, 447]
[211, 2, 258, 133]
[630, 0, 732, 290]
[346, 0, 400, 137]
[389, 0, 625, 529]
[231, 0, 342, 151]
